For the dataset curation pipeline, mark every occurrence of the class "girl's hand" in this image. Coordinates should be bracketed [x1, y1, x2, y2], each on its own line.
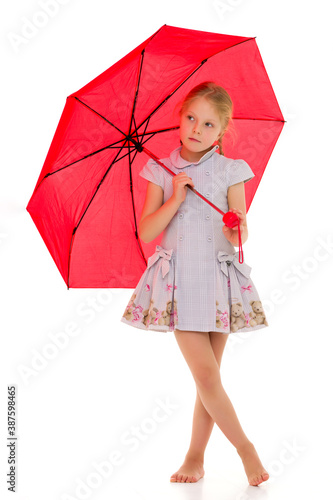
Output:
[171, 172, 195, 205]
[222, 208, 246, 246]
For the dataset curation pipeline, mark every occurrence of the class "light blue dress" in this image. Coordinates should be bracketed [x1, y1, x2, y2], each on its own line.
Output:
[121, 145, 269, 334]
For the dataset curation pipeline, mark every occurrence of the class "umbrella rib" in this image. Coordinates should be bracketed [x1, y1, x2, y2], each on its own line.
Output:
[139, 108, 153, 143]
[72, 96, 128, 138]
[126, 141, 148, 267]
[44, 126, 178, 182]
[71, 38, 260, 145]
[72, 50, 180, 275]
[128, 48, 145, 143]
[43, 129, 180, 181]
[67, 141, 128, 288]
[134, 58, 208, 134]
[133, 36, 287, 136]
[43, 141, 126, 179]
[139, 131, 172, 147]
[133, 37, 258, 135]
[136, 125, 179, 137]
[45, 116, 280, 185]
[124, 44, 155, 268]
[70, 38, 284, 159]
[36, 139, 134, 192]
[132, 113, 141, 145]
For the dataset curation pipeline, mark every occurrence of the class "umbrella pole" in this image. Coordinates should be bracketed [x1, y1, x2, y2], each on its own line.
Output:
[141, 145, 227, 217]
[133, 142, 244, 263]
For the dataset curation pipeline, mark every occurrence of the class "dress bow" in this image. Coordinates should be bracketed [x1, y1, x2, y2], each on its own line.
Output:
[217, 251, 252, 278]
[147, 245, 174, 278]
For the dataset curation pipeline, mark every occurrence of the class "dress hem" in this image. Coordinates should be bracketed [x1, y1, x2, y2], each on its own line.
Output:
[121, 317, 268, 334]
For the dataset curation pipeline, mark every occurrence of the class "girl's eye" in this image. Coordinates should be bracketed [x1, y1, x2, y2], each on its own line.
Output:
[185, 116, 213, 127]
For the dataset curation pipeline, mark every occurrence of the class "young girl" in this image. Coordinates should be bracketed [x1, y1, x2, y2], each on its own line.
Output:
[121, 82, 270, 486]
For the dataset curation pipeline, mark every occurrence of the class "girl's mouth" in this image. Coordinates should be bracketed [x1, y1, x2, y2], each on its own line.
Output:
[189, 138, 200, 142]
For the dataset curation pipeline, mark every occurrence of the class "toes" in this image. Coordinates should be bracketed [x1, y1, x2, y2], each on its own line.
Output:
[249, 469, 271, 486]
[250, 475, 260, 486]
[170, 471, 202, 483]
[262, 471, 269, 481]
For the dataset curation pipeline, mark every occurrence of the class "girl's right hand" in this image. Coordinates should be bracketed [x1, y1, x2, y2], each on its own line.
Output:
[171, 172, 195, 204]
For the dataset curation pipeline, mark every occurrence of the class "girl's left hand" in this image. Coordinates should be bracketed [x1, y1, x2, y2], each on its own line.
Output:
[222, 208, 246, 246]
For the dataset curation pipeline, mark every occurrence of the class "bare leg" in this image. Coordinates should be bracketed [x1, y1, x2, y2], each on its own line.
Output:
[185, 334, 227, 459]
[171, 329, 269, 486]
[170, 331, 228, 483]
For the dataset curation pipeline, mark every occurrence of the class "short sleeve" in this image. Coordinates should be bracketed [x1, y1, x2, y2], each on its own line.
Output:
[139, 159, 165, 190]
[225, 159, 255, 188]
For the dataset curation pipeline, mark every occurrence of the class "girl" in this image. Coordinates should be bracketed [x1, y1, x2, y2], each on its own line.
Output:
[121, 82, 270, 486]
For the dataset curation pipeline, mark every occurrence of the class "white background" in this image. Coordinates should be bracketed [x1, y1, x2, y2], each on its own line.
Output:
[1, 1, 332, 499]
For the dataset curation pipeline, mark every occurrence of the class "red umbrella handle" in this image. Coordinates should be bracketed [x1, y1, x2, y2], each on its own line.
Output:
[222, 212, 243, 264]
[141, 146, 244, 264]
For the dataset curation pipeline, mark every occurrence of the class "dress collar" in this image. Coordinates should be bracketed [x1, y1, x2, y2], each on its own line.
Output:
[170, 144, 219, 169]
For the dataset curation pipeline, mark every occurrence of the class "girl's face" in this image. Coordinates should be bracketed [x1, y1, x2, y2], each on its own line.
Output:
[179, 96, 224, 161]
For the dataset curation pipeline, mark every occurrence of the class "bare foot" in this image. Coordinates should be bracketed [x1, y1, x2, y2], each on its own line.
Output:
[237, 442, 270, 486]
[170, 456, 205, 483]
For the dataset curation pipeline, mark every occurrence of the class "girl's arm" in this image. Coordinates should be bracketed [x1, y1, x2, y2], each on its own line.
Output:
[139, 182, 182, 243]
[222, 181, 249, 246]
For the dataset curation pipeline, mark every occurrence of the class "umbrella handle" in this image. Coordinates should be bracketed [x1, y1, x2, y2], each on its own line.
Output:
[222, 212, 243, 264]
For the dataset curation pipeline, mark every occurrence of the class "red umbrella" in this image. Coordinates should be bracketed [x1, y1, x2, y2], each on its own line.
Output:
[26, 24, 285, 289]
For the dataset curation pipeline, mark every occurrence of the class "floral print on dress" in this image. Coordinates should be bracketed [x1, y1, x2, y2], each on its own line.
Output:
[122, 293, 140, 323]
[122, 293, 178, 329]
[121, 244, 269, 333]
[216, 301, 229, 331]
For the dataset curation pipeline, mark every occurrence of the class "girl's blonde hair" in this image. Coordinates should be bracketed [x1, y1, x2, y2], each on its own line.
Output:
[177, 81, 234, 155]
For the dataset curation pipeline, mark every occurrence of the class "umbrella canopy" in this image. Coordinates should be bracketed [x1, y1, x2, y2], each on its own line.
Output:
[26, 24, 285, 289]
